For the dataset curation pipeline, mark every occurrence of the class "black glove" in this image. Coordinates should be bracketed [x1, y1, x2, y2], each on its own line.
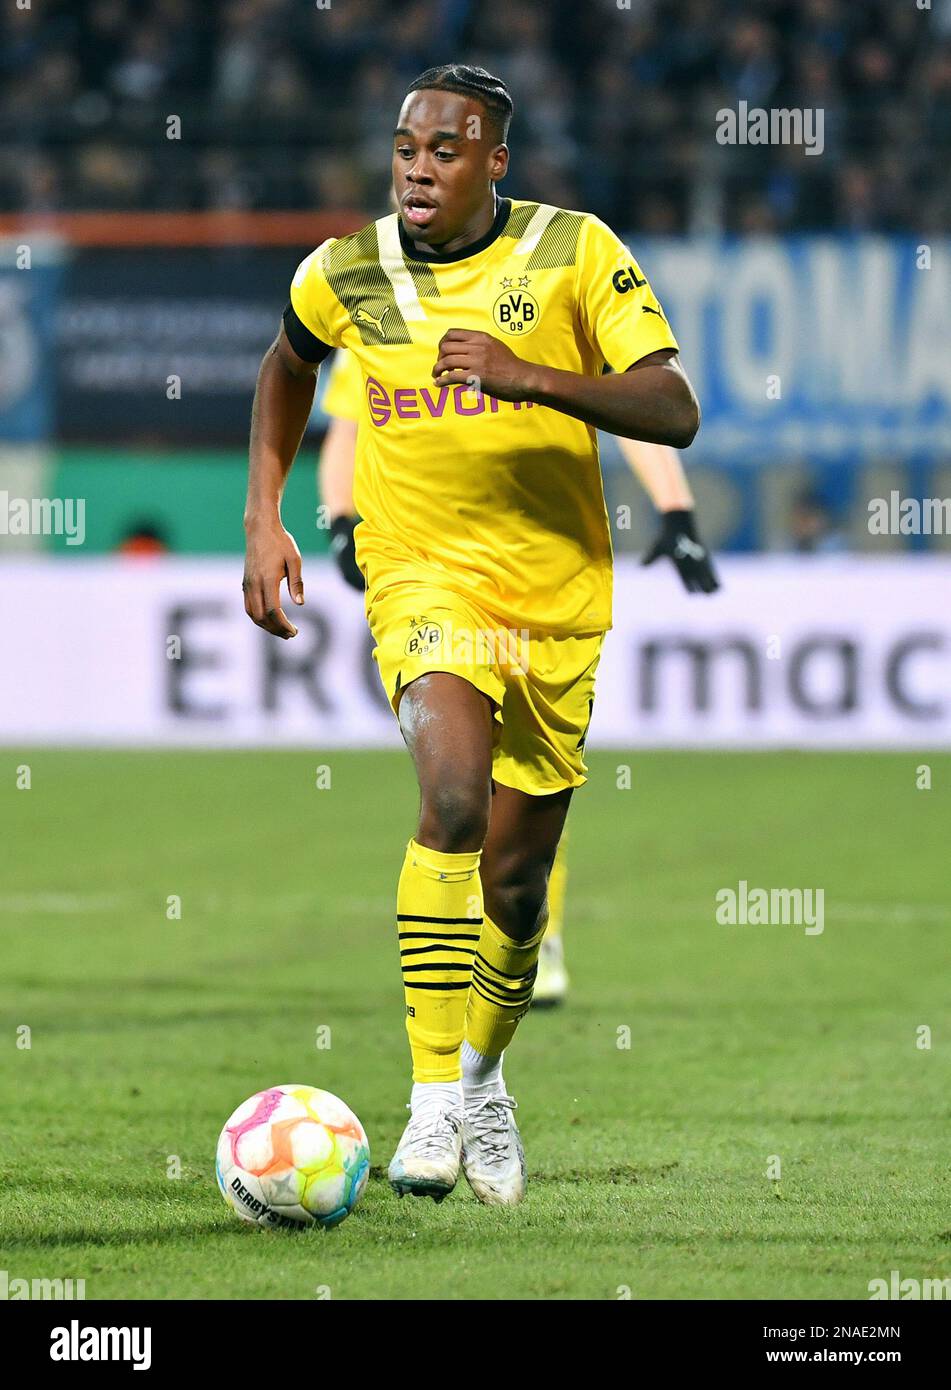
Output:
[329, 515, 365, 592]
[641, 509, 720, 594]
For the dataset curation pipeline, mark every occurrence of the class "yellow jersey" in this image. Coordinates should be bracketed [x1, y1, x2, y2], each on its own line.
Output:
[321, 347, 363, 423]
[289, 197, 678, 635]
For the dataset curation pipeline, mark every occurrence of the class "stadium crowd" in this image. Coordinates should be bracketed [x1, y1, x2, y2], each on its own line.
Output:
[2, 0, 950, 232]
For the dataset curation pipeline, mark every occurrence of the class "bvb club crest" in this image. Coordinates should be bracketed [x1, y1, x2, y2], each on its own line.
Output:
[493, 276, 540, 336]
[405, 617, 443, 657]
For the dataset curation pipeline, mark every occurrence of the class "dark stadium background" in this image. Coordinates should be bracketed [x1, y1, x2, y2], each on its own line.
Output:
[2, 0, 950, 560]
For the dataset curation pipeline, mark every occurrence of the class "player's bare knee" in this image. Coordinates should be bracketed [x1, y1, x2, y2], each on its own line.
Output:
[418, 781, 490, 853]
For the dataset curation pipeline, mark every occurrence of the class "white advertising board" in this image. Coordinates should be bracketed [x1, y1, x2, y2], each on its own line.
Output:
[1, 557, 948, 748]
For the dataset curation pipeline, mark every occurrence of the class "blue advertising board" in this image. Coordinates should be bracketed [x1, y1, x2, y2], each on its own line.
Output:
[0, 241, 64, 442]
[639, 235, 951, 461]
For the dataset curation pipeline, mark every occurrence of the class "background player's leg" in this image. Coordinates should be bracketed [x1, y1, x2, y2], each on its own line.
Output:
[534, 835, 570, 1007]
[388, 672, 496, 1199]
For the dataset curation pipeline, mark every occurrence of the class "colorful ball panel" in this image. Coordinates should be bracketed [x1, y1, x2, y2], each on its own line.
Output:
[216, 1084, 370, 1230]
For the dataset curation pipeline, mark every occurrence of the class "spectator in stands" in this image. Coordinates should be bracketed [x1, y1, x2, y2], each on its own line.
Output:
[0, 0, 946, 233]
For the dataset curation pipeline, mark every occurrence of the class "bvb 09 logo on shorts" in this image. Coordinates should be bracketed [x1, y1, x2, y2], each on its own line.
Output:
[405, 617, 443, 657]
[493, 288, 540, 336]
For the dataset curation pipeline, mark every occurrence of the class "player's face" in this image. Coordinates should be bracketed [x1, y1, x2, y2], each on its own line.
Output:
[393, 90, 508, 250]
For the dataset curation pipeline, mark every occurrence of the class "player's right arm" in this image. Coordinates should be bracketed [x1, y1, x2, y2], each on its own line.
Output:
[243, 326, 321, 639]
[245, 241, 340, 638]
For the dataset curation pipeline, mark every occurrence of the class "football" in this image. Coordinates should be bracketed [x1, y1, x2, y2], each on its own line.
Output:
[216, 1084, 370, 1230]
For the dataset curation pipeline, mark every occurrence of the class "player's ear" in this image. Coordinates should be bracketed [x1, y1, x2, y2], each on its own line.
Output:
[490, 144, 509, 181]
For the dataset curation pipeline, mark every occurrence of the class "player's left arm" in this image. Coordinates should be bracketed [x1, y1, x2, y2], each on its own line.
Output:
[432, 336, 698, 448]
[619, 436, 720, 594]
[431, 215, 699, 448]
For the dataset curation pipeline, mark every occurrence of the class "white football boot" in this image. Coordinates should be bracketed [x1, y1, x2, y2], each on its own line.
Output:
[532, 933, 569, 1008]
[461, 1088, 527, 1206]
[388, 1103, 463, 1202]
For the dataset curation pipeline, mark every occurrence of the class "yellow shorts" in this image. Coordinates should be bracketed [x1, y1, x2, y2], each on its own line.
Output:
[367, 582, 604, 796]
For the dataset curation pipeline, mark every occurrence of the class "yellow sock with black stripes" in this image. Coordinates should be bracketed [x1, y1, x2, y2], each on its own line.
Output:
[397, 839, 483, 1084]
[465, 912, 545, 1059]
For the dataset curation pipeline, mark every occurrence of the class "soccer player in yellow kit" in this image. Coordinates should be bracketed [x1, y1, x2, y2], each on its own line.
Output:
[319, 346, 719, 1005]
[243, 64, 700, 1207]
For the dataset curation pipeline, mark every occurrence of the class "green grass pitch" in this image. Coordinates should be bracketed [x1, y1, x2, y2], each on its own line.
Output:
[1, 749, 949, 1300]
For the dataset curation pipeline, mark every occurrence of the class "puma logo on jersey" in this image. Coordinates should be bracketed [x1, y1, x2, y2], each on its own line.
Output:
[354, 305, 390, 339]
[641, 305, 665, 319]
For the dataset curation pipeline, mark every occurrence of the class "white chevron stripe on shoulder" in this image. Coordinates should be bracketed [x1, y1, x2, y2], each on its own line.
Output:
[512, 204, 560, 257]
[377, 214, 427, 322]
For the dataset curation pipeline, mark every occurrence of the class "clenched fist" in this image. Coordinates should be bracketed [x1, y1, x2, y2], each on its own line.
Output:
[431, 329, 539, 403]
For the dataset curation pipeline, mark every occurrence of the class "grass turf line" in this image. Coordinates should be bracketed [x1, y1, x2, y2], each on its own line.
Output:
[1, 750, 949, 1300]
